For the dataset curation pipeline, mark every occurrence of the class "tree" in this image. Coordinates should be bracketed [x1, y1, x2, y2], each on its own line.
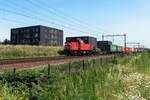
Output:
[3, 39, 11, 45]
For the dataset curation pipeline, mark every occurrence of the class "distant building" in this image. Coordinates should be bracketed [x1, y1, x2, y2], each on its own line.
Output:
[11, 25, 63, 46]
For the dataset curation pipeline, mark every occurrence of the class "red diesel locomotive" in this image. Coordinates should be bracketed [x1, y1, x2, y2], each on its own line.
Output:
[64, 37, 96, 56]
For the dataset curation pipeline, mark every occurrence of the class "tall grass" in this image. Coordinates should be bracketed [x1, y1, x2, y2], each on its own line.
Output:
[0, 45, 62, 59]
[0, 52, 150, 99]
[132, 51, 150, 73]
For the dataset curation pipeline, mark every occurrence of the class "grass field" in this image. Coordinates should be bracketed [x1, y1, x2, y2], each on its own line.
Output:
[0, 51, 150, 100]
[0, 45, 63, 59]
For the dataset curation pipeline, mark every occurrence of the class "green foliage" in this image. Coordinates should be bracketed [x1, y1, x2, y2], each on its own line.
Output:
[132, 52, 150, 73]
[0, 45, 62, 59]
[0, 52, 150, 99]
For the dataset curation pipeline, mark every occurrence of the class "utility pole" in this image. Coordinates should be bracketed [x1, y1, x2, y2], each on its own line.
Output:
[102, 34, 127, 53]
[124, 34, 126, 53]
[102, 35, 104, 41]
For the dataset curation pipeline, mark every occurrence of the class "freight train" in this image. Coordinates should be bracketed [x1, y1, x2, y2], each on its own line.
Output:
[64, 36, 143, 56]
[97, 41, 133, 54]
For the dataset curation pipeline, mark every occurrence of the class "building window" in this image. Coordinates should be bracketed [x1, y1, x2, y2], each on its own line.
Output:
[24, 29, 30, 33]
[12, 35, 16, 39]
[20, 29, 24, 33]
[44, 29, 48, 33]
[33, 33, 39, 38]
[35, 28, 39, 32]
[12, 30, 18, 34]
[54, 30, 57, 33]
[33, 38, 39, 43]
[51, 29, 54, 33]
[51, 34, 54, 39]
[24, 33, 30, 39]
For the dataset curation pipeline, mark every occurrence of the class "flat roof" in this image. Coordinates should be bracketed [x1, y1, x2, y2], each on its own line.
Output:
[11, 25, 63, 31]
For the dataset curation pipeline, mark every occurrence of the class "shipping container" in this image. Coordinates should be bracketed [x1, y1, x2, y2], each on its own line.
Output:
[122, 47, 132, 53]
[97, 41, 123, 53]
[97, 41, 112, 53]
[111, 45, 123, 52]
[97, 41, 112, 46]
[111, 44, 118, 52]
[117, 46, 122, 52]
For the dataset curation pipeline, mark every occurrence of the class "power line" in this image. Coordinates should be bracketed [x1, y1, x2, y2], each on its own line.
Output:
[1, 1, 99, 37]
[27, 0, 96, 33]
[0, 8, 99, 39]
[0, 17, 78, 36]
[0, 8, 95, 35]
[43, 0, 112, 33]
[1, 0, 117, 40]
[27, 0, 106, 34]
[1, 0, 111, 39]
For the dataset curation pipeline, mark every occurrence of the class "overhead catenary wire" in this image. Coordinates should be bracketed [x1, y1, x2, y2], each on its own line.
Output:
[1, 0, 121, 42]
[0, 8, 122, 45]
[0, 16, 78, 37]
[0, 1, 99, 37]
[0, 8, 97, 39]
[1, 0, 114, 39]
[5, 0, 89, 33]
[29, 0, 111, 34]
[26, 0, 102, 35]
[0, 1, 144, 47]
[0, 8, 98, 36]
[25, 0, 109, 36]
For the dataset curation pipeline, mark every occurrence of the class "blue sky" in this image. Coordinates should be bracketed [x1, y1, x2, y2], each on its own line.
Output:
[0, 0, 150, 48]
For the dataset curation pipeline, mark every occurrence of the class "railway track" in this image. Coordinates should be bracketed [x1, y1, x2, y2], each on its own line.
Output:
[0, 56, 67, 65]
[0, 55, 115, 70]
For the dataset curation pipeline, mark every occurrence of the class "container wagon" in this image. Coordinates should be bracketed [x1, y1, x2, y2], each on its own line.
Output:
[122, 47, 132, 53]
[111, 45, 122, 53]
[97, 41, 112, 53]
[97, 41, 123, 54]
